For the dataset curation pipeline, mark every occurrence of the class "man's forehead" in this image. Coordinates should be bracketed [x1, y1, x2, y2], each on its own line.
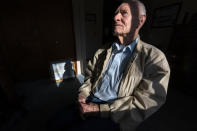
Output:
[118, 3, 130, 10]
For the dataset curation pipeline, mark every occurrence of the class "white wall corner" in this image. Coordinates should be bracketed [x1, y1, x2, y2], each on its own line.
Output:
[72, 0, 87, 74]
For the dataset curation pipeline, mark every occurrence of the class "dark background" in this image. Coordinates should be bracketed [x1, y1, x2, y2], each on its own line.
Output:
[1, 0, 197, 130]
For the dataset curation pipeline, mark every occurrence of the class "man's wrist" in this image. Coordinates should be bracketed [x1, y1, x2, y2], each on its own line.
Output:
[99, 104, 110, 118]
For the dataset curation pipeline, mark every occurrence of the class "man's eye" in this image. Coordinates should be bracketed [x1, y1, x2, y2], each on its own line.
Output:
[121, 11, 128, 16]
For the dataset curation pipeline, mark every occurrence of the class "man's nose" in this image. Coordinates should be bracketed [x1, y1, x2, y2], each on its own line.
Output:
[114, 12, 121, 22]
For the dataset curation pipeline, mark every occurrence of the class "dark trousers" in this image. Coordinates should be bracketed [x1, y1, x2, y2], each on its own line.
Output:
[47, 105, 119, 131]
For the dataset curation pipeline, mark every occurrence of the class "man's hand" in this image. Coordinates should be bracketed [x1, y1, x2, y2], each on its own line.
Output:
[80, 102, 99, 114]
[78, 95, 86, 104]
[78, 95, 99, 118]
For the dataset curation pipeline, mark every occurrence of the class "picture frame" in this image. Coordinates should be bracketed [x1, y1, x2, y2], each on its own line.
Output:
[50, 60, 77, 87]
[151, 3, 181, 28]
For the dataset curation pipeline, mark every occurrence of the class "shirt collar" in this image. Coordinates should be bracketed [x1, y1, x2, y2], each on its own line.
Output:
[112, 36, 139, 52]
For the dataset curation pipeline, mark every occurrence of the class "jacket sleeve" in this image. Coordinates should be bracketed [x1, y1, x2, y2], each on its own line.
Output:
[99, 52, 170, 129]
[78, 48, 102, 98]
[78, 58, 95, 98]
[78, 43, 110, 98]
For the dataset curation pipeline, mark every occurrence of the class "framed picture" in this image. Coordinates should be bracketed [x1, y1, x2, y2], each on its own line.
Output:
[50, 60, 77, 87]
[151, 3, 181, 28]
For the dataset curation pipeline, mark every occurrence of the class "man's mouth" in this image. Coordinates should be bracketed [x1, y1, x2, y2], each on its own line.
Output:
[114, 24, 122, 26]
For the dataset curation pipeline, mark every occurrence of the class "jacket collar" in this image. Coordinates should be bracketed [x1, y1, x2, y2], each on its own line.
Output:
[112, 36, 139, 53]
[104, 37, 143, 73]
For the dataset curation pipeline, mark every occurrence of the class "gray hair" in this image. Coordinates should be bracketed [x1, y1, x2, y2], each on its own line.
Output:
[138, 0, 146, 15]
[123, 0, 146, 16]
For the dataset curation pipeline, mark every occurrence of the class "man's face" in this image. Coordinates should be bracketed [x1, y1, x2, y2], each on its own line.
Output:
[113, 3, 132, 37]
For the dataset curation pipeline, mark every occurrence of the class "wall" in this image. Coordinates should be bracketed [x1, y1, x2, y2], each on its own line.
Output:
[0, 0, 76, 82]
[141, 0, 197, 52]
[84, 0, 103, 60]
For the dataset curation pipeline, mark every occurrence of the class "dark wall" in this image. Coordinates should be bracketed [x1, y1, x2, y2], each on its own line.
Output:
[0, 0, 76, 82]
[168, 14, 197, 96]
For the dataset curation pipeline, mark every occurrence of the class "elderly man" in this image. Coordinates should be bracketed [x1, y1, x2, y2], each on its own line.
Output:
[49, 0, 170, 131]
[77, 0, 170, 130]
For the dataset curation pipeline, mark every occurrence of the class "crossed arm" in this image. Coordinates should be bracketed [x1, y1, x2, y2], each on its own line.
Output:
[78, 95, 99, 116]
[77, 48, 170, 126]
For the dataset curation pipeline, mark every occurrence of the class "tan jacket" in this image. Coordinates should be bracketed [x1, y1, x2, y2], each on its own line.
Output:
[79, 39, 170, 131]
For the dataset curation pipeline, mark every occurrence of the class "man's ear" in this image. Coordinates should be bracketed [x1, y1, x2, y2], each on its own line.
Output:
[138, 15, 146, 29]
